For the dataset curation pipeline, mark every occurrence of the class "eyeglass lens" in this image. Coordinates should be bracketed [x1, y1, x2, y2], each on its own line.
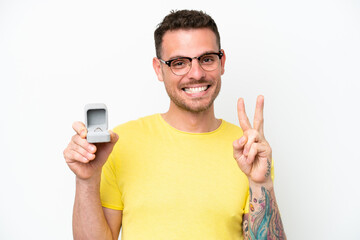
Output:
[170, 53, 220, 75]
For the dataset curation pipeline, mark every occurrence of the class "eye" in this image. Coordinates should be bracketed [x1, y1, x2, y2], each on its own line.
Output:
[171, 59, 189, 69]
[201, 55, 216, 64]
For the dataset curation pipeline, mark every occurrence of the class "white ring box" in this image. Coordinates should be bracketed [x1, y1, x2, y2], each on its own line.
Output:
[84, 103, 111, 143]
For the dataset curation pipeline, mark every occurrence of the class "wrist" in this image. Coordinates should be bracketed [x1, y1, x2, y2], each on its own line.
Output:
[248, 178, 274, 191]
[76, 172, 101, 187]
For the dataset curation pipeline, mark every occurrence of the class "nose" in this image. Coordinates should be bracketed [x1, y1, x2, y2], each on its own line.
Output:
[187, 58, 205, 80]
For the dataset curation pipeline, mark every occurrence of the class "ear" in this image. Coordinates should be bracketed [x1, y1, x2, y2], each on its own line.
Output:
[220, 49, 226, 75]
[153, 57, 164, 82]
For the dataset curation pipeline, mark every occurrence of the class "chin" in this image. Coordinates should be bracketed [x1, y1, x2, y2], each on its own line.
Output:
[175, 97, 216, 113]
[166, 80, 221, 113]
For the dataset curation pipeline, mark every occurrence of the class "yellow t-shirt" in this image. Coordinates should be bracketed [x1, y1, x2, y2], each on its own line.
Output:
[100, 114, 250, 240]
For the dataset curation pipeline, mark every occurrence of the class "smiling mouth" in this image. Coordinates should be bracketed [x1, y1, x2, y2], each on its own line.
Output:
[182, 85, 210, 94]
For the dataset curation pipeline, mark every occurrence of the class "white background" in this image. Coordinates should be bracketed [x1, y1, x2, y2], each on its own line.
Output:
[1, 0, 359, 239]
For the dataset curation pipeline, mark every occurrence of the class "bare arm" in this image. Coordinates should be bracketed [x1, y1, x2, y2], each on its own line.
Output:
[242, 183, 285, 239]
[103, 207, 123, 239]
[73, 175, 122, 240]
[64, 121, 121, 240]
[233, 96, 286, 239]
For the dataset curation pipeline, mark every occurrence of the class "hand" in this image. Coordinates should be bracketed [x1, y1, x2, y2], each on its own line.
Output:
[233, 95, 272, 185]
[63, 121, 119, 181]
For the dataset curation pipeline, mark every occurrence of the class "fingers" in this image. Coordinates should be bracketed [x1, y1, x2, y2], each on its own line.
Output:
[237, 98, 252, 131]
[233, 135, 248, 154]
[253, 95, 264, 134]
[64, 134, 97, 164]
[243, 130, 260, 157]
[242, 130, 267, 164]
[71, 137, 96, 160]
[246, 143, 267, 165]
[233, 137, 252, 176]
[72, 134, 97, 154]
[64, 149, 91, 164]
[72, 121, 87, 139]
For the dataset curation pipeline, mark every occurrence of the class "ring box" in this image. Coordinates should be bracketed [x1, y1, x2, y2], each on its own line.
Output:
[84, 103, 111, 143]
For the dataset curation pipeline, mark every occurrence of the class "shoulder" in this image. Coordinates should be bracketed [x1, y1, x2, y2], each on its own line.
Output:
[110, 114, 160, 154]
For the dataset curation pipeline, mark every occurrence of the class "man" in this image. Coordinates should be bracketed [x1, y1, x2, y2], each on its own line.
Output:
[64, 10, 286, 240]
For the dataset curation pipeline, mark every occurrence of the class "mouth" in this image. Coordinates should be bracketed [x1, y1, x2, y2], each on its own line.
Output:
[182, 85, 211, 94]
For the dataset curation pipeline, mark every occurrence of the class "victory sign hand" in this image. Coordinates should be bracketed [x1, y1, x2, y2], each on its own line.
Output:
[233, 95, 272, 185]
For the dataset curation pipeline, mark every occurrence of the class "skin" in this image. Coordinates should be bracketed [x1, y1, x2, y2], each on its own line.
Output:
[64, 123, 121, 240]
[234, 96, 286, 239]
[64, 27, 285, 239]
[153, 28, 226, 133]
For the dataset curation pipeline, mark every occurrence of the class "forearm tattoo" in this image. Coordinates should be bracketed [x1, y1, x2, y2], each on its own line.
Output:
[265, 158, 271, 178]
[243, 187, 286, 240]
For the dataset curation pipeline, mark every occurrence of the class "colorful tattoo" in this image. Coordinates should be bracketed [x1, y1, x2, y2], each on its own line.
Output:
[243, 214, 249, 239]
[250, 203, 255, 212]
[247, 186, 286, 240]
[249, 187, 253, 202]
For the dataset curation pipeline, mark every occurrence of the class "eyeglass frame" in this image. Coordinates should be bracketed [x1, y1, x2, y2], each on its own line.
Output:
[158, 50, 224, 76]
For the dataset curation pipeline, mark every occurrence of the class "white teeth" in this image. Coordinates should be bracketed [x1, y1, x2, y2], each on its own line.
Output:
[184, 86, 208, 93]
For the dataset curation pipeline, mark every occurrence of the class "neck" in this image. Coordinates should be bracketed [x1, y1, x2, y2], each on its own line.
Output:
[161, 102, 221, 133]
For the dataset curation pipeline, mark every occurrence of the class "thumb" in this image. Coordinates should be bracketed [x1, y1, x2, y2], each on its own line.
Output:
[96, 131, 119, 158]
[233, 135, 247, 161]
[109, 130, 119, 144]
[233, 135, 247, 151]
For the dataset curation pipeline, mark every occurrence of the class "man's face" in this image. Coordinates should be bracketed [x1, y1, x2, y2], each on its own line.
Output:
[153, 28, 226, 113]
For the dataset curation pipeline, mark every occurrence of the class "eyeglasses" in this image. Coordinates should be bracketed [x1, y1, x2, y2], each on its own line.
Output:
[158, 51, 223, 76]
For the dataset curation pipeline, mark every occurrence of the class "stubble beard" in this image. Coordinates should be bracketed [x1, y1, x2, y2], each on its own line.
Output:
[164, 78, 222, 113]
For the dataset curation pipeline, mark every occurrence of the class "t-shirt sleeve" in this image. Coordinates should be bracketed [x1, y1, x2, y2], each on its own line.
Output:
[100, 152, 124, 210]
[243, 159, 275, 214]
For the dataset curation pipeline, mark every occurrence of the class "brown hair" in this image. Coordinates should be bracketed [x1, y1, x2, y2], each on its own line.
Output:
[154, 10, 221, 58]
